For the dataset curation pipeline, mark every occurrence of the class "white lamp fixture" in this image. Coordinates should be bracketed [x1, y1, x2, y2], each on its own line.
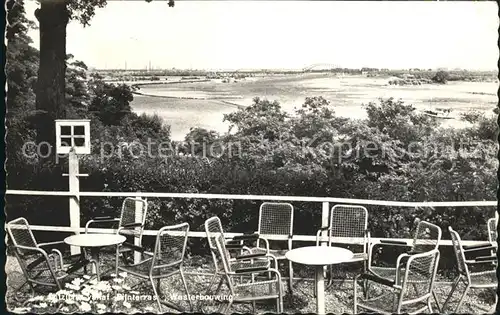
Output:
[55, 119, 91, 154]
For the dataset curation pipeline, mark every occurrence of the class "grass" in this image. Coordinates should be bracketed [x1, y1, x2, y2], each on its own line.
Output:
[6, 254, 496, 314]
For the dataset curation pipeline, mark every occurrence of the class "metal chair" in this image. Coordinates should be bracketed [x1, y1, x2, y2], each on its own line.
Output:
[461, 217, 497, 264]
[204, 216, 277, 297]
[316, 204, 370, 289]
[115, 222, 192, 312]
[354, 249, 440, 314]
[251, 202, 294, 291]
[367, 220, 441, 308]
[368, 220, 442, 280]
[442, 227, 498, 313]
[6, 217, 98, 294]
[85, 197, 148, 264]
[213, 234, 284, 313]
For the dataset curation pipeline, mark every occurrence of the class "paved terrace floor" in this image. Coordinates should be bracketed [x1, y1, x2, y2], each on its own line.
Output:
[6, 254, 496, 314]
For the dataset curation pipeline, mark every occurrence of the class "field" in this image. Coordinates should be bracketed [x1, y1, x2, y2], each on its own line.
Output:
[130, 73, 498, 140]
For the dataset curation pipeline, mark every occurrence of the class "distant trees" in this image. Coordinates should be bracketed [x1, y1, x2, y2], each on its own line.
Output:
[88, 79, 134, 126]
[432, 70, 450, 84]
[66, 54, 90, 118]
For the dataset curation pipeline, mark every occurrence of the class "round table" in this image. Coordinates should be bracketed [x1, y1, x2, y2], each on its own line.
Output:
[64, 234, 126, 279]
[286, 246, 353, 315]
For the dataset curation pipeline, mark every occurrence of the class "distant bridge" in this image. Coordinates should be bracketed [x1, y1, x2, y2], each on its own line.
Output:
[302, 63, 343, 72]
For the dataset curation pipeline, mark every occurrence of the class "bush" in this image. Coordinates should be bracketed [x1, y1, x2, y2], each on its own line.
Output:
[6, 96, 497, 268]
[432, 70, 450, 84]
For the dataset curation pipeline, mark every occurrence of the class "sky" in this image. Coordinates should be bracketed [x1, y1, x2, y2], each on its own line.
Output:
[25, 1, 499, 71]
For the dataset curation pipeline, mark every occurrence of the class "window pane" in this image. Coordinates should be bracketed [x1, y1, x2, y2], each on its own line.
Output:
[74, 138, 85, 147]
[74, 126, 85, 136]
[61, 137, 72, 147]
[61, 126, 71, 135]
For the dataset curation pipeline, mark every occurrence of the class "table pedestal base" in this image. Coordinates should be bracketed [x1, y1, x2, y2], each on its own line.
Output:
[89, 248, 100, 280]
[316, 265, 325, 315]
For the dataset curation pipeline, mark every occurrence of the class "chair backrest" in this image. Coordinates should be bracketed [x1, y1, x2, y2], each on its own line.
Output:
[204, 216, 225, 270]
[328, 205, 368, 253]
[448, 227, 469, 278]
[411, 220, 442, 253]
[214, 234, 236, 293]
[152, 223, 189, 271]
[119, 197, 148, 243]
[258, 202, 294, 249]
[397, 249, 440, 306]
[205, 216, 225, 252]
[6, 217, 38, 254]
[6, 217, 59, 286]
[487, 218, 497, 244]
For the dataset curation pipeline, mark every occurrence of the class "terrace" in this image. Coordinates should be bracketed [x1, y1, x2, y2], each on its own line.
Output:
[5, 189, 498, 314]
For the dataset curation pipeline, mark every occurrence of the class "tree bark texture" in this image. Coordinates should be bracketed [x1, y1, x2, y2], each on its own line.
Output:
[35, 0, 68, 156]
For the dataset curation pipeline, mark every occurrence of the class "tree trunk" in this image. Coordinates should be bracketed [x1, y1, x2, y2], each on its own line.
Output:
[35, 1, 68, 157]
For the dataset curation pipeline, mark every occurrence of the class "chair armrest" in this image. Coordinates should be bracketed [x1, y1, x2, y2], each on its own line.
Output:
[236, 253, 267, 260]
[66, 257, 91, 274]
[380, 240, 409, 246]
[366, 230, 372, 249]
[368, 239, 408, 269]
[122, 222, 143, 228]
[38, 241, 65, 247]
[16, 246, 50, 270]
[85, 217, 120, 233]
[476, 255, 497, 262]
[17, 244, 48, 254]
[26, 256, 47, 270]
[93, 216, 115, 220]
[395, 253, 411, 281]
[357, 273, 395, 287]
[225, 244, 244, 250]
[231, 233, 259, 241]
[65, 253, 85, 260]
[466, 256, 497, 264]
[316, 228, 330, 246]
[464, 244, 496, 252]
[234, 266, 269, 274]
[121, 242, 146, 253]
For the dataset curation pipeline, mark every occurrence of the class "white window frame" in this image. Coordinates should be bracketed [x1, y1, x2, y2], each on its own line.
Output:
[55, 120, 91, 154]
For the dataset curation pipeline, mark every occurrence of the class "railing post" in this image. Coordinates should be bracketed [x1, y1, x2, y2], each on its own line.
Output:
[134, 195, 145, 264]
[68, 149, 81, 255]
[318, 201, 329, 312]
[321, 201, 329, 246]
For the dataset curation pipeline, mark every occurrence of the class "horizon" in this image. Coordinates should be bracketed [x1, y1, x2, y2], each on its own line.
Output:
[90, 66, 498, 72]
[25, 1, 499, 71]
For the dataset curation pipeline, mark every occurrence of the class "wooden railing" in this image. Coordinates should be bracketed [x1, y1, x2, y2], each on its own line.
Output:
[5, 189, 498, 247]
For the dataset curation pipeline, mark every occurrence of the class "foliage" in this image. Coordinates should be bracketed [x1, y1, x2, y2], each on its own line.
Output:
[65, 0, 108, 26]
[224, 97, 289, 141]
[6, 3, 497, 268]
[460, 109, 485, 124]
[66, 54, 90, 118]
[88, 80, 135, 125]
[432, 70, 450, 84]
[5, 0, 39, 171]
[74, 97, 497, 252]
